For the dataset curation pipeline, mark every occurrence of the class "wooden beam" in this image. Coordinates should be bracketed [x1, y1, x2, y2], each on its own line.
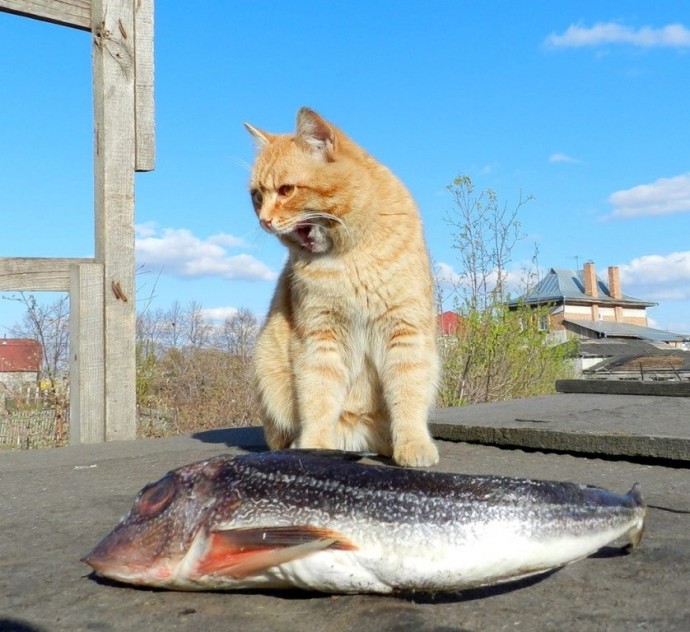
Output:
[69, 263, 105, 443]
[93, 0, 137, 441]
[134, 0, 155, 171]
[0, 0, 90, 31]
[556, 379, 690, 397]
[0, 257, 95, 292]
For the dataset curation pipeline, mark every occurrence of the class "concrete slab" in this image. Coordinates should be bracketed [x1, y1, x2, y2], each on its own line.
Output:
[1, 425, 689, 632]
[430, 393, 690, 462]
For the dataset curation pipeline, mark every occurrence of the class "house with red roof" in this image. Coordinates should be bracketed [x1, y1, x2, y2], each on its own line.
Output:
[437, 311, 462, 336]
[0, 338, 42, 391]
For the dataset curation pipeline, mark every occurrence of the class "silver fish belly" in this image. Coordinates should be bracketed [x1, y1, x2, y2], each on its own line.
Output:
[82, 451, 646, 594]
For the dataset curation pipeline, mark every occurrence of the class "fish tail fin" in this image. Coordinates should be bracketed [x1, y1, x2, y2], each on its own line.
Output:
[624, 482, 646, 551]
[628, 482, 645, 509]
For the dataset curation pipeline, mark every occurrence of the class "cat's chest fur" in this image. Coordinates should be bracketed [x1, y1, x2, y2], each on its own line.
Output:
[289, 251, 402, 322]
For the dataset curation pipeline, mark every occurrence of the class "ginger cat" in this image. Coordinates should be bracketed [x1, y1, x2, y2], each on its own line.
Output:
[245, 108, 439, 467]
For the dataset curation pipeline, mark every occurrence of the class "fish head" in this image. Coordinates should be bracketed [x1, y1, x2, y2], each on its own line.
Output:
[82, 456, 239, 587]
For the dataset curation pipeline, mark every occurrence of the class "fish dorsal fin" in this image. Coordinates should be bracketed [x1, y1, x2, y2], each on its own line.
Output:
[277, 449, 375, 462]
[194, 526, 356, 579]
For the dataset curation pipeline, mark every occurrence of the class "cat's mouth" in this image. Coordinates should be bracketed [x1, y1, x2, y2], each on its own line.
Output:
[286, 222, 330, 254]
[294, 224, 315, 250]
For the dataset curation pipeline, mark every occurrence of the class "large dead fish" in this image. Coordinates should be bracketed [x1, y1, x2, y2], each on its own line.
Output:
[82, 451, 645, 594]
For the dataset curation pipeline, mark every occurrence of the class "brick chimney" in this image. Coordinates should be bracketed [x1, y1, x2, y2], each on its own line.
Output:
[608, 266, 622, 300]
[583, 261, 598, 298]
[608, 265, 623, 321]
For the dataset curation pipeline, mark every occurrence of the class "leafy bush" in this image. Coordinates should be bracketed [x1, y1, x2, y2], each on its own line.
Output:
[438, 304, 575, 406]
[437, 175, 574, 406]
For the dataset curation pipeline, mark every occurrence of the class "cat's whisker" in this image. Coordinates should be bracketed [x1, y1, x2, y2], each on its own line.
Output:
[295, 212, 354, 239]
[228, 155, 252, 172]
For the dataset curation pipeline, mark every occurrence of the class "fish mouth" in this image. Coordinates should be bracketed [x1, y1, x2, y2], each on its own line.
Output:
[81, 519, 187, 585]
[82, 554, 148, 581]
[82, 533, 155, 574]
[82, 544, 181, 586]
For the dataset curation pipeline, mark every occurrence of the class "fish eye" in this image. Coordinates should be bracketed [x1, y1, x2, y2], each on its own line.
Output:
[137, 476, 177, 517]
[278, 184, 295, 197]
[251, 188, 263, 208]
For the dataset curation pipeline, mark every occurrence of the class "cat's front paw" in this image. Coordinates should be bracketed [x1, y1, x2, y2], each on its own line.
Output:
[393, 439, 439, 468]
[291, 435, 335, 451]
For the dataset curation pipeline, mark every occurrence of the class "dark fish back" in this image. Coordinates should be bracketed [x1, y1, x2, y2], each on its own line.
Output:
[214, 451, 640, 529]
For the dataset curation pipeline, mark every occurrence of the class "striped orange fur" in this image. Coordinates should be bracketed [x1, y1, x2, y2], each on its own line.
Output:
[245, 108, 439, 467]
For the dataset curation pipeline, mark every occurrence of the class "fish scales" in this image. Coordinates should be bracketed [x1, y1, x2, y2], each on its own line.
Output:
[223, 453, 637, 540]
[83, 450, 646, 594]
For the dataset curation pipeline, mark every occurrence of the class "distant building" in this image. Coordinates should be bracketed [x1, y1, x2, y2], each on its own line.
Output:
[0, 338, 42, 391]
[437, 311, 462, 336]
[508, 262, 686, 347]
[576, 338, 690, 381]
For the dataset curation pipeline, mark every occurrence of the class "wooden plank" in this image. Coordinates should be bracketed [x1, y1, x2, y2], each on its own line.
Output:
[134, 0, 155, 171]
[93, 0, 137, 441]
[0, 0, 90, 31]
[0, 257, 94, 291]
[556, 379, 690, 397]
[69, 263, 105, 444]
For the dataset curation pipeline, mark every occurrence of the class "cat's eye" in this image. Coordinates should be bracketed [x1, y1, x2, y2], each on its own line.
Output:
[251, 189, 263, 208]
[278, 184, 295, 197]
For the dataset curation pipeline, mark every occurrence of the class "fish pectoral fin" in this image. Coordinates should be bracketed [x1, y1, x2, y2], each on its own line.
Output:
[195, 526, 356, 579]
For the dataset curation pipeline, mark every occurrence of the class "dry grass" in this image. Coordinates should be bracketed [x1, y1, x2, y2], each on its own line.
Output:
[137, 347, 260, 437]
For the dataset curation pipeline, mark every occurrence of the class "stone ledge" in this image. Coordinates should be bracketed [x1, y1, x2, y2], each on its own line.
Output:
[430, 393, 690, 462]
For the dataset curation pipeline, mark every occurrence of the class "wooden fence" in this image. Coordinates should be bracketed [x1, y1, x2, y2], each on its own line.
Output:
[0, 409, 60, 449]
[0, 0, 155, 444]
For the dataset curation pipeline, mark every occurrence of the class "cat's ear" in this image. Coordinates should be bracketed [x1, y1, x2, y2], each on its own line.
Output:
[244, 122, 273, 149]
[295, 108, 336, 160]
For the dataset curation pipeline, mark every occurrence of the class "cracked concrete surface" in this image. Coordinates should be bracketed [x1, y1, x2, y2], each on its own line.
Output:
[1, 395, 689, 632]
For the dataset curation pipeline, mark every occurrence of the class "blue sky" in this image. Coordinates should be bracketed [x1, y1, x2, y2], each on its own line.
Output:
[1, 2, 689, 334]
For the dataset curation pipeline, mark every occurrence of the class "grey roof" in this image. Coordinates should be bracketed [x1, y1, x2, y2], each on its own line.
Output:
[577, 338, 677, 358]
[564, 319, 687, 342]
[508, 268, 656, 308]
[576, 339, 690, 373]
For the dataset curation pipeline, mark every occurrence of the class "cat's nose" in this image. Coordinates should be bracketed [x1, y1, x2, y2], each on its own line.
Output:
[260, 218, 273, 232]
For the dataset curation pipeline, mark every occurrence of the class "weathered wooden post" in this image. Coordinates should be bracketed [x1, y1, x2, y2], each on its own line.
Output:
[0, 0, 155, 443]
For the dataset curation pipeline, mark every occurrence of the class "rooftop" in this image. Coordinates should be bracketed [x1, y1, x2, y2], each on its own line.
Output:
[565, 319, 688, 342]
[575, 338, 690, 373]
[508, 267, 656, 308]
[437, 310, 462, 335]
[0, 338, 42, 373]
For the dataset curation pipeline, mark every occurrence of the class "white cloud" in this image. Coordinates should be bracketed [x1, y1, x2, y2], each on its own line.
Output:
[619, 251, 690, 301]
[549, 153, 581, 165]
[135, 225, 276, 282]
[134, 221, 158, 238]
[208, 233, 247, 248]
[434, 261, 462, 286]
[201, 306, 239, 322]
[434, 261, 527, 299]
[605, 173, 690, 219]
[545, 22, 690, 49]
